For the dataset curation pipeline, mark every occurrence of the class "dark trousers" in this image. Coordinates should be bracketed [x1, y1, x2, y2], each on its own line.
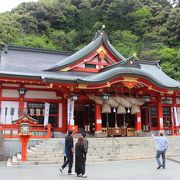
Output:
[62, 151, 73, 173]
[84, 152, 87, 163]
[156, 149, 166, 168]
[64, 156, 66, 163]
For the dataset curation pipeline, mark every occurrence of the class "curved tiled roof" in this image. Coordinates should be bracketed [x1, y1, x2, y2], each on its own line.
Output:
[46, 30, 125, 71]
[0, 40, 179, 91]
[76, 63, 180, 90]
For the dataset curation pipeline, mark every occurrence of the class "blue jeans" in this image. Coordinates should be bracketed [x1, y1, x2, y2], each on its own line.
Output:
[156, 149, 166, 168]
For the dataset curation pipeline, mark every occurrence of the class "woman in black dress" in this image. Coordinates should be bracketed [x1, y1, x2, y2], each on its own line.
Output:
[75, 137, 87, 178]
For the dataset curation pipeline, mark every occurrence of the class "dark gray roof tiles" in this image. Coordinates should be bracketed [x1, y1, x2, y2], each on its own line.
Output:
[77, 63, 180, 90]
[46, 30, 125, 71]
[1, 46, 72, 71]
[0, 45, 179, 91]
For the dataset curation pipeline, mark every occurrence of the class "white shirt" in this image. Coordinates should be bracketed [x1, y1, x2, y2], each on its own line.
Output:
[152, 134, 169, 151]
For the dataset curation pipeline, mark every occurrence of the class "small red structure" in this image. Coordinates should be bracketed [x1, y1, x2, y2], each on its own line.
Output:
[13, 114, 38, 162]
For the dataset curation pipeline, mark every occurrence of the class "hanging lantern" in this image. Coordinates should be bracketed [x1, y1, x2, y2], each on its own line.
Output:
[17, 88, 27, 95]
[100, 93, 110, 101]
[70, 94, 79, 101]
[142, 95, 151, 102]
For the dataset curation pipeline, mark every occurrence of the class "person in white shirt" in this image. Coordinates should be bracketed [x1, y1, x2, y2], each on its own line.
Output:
[152, 132, 169, 169]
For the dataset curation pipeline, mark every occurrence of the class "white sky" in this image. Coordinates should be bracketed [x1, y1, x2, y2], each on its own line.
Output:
[0, 0, 38, 13]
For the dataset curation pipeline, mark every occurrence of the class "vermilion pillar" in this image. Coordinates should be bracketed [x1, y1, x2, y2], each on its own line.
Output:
[157, 97, 164, 131]
[62, 101, 67, 133]
[171, 107, 175, 135]
[135, 112, 142, 132]
[19, 134, 31, 161]
[0, 85, 2, 123]
[95, 104, 102, 134]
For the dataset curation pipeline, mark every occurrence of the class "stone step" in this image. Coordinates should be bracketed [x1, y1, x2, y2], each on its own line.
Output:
[12, 156, 19, 165]
[9, 136, 180, 166]
[6, 158, 12, 166]
[17, 153, 22, 161]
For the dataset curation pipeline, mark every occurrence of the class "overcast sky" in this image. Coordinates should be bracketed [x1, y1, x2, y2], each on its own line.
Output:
[0, 0, 38, 13]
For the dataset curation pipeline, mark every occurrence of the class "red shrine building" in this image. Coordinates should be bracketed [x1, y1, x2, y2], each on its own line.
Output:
[0, 29, 180, 137]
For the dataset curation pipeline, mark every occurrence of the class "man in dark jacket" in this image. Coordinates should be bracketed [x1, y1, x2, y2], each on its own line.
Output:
[60, 130, 75, 175]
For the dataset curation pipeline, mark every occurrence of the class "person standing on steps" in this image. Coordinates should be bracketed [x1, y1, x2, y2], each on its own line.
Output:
[60, 130, 75, 175]
[82, 132, 88, 163]
[151, 132, 169, 169]
[75, 137, 87, 178]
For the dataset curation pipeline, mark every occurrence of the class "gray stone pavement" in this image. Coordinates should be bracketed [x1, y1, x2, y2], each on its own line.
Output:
[0, 158, 180, 180]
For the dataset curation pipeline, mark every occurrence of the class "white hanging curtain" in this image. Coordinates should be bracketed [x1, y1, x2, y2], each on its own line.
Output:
[174, 107, 180, 126]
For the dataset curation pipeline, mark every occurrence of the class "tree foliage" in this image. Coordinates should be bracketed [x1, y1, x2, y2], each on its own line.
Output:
[0, 0, 179, 80]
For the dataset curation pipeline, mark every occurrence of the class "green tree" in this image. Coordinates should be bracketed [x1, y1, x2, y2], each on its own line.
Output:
[14, 35, 55, 49]
[110, 30, 142, 57]
[0, 13, 23, 43]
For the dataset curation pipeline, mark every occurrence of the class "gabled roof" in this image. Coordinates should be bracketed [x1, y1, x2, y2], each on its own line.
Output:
[45, 30, 125, 71]
[12, 114, 38, 124]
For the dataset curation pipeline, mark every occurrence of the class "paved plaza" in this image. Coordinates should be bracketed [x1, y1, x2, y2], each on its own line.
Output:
[0, 157, 180, 180]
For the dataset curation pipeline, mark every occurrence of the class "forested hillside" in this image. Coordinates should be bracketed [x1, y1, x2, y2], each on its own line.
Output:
[0, 0, 180, 80]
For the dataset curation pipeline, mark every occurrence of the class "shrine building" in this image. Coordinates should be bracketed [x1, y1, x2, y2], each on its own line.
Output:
[0, 28, 180, 137]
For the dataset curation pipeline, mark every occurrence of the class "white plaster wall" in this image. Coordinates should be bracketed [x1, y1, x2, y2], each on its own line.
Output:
[24, 102, 27, 109]
[25, 90, 59, 99]
[25, 85, 47, 89]
[176, 98, 180, 104]
[59, 103, 62, 128]
[177, 107, 180, 125]
[0, 101, 19, 124]
[78, 64, 85, 68]
[2, 83, 20, 87]
[2, 89, 19, 97]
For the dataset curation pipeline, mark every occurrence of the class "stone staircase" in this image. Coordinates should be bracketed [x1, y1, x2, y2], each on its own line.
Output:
[8, 136, 180, 166]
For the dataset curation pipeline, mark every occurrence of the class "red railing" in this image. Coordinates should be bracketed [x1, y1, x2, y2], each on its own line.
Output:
[0, 123, 51, 139]
[164, 126, 180, 136]
[175, 126, 180, 135]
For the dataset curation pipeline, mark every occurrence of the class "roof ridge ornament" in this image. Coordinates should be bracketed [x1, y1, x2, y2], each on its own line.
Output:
[101, 24, 106, 31]
[93, 25, 107, 40]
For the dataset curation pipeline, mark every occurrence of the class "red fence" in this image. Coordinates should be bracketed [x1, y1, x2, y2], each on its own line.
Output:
[0, 123, 51, 138]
